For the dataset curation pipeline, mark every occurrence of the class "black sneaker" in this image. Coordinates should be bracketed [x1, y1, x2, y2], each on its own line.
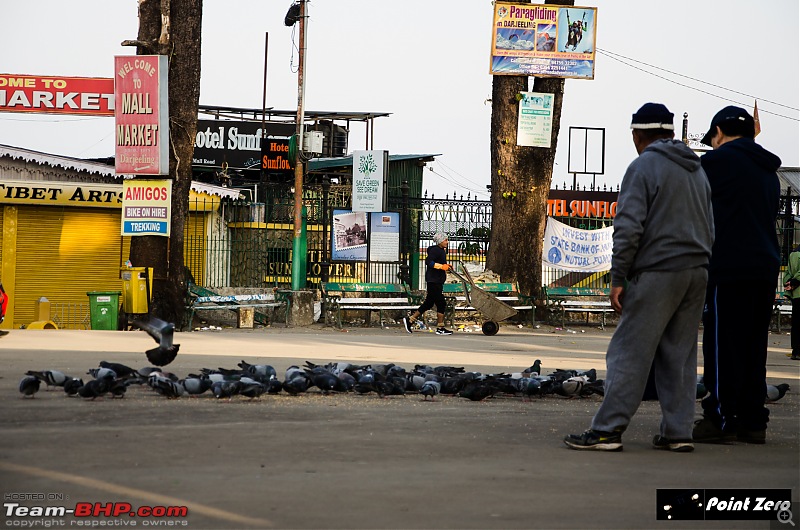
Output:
[563, 429, 622, 451]
[736, 429, 766, 444]
[652, 435, 694, 452]
[435, 327, 453, 335]
[401, 316, 413, 334]
[692, 418, 736, 444]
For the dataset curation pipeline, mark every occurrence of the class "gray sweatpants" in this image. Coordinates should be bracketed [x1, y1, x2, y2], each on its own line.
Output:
[591, 268, 707, 440]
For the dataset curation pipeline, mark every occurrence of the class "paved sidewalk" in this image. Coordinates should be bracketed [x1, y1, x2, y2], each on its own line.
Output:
[1, 324, 797, 529]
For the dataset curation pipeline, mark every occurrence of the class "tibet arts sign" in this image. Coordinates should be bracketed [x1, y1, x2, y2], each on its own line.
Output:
[543, 217, 612, 272]
[490, 3, 597, 79]
[114, 56, 169, 175]
[0, 74, 114, 115]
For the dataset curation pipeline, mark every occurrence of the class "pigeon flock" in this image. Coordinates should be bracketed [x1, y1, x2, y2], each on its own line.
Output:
[17, 358, 792, 405]
[17, 358, 601, 402]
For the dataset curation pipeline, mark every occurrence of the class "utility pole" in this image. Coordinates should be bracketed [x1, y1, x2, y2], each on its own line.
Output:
[291, 0, 308, 291]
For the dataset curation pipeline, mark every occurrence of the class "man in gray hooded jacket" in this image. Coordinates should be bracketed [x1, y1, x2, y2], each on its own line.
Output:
[565, 103, 714, 452]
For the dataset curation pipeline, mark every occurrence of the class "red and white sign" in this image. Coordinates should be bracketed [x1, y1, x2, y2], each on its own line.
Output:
[114, 56, 169, 175]
[0, 74, 114, 115]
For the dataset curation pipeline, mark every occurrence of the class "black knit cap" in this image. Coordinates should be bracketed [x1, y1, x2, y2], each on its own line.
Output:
[630, 102, 675, 131]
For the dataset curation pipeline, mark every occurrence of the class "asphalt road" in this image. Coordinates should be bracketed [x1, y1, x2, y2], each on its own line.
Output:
[1, 324, 798, 529]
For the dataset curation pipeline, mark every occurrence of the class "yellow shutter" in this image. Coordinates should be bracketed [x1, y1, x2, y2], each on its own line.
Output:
[184, 211, 207, 285]
[14, 206, 130, 328]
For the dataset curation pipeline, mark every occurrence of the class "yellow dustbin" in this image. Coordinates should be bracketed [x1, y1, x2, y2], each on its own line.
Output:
[120, 267, 153, 314]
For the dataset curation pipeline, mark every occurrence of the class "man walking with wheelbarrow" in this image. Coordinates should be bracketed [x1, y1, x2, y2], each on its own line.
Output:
[402, 232, 454, 335]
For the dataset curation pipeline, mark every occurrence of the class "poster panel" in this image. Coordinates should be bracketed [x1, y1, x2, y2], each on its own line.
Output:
[490, 3, 597, 79]
[368, 212, 400, 262]
[517, 92, 554, 147]
[332, 209, 367, 262]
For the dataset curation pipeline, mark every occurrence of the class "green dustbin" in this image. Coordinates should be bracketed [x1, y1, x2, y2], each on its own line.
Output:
[86, 291, 121, 330]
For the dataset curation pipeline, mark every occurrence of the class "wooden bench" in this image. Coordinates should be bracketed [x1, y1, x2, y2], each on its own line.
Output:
[187, 285, 290, 329]
[321, 282, 416, 329]
[439, 282, 535, 327]
[545, 286, 615, 329]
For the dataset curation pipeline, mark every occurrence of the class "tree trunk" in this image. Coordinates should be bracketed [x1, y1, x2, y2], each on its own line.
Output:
[486, 0, 573, 299]
[128, 0, 202, 326]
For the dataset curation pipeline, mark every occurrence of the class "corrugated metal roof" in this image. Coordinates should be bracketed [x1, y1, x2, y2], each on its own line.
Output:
[0, 144, 117, 177]
[308, 154, 439, 171]
[778, 167, 800, 193]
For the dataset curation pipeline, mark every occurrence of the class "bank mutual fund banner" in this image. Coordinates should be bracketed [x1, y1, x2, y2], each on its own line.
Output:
[490, 3, 597, 79]
[543, 217, 612, 272]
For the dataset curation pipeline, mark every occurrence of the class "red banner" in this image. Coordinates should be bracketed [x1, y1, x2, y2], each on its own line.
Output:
[0, 74, 114, 116]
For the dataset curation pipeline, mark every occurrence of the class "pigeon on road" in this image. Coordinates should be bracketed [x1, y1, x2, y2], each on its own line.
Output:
[420, 380, 441, 401]
[26, 370, 68, 388]
[19, 376, 41, 398]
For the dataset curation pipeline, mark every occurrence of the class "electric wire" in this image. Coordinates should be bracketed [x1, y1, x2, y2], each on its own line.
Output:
[598, 48, 799, 112]
[427, 167, 487, 197]
[596, 49, 799, 122]
[436, 160, 488, 189]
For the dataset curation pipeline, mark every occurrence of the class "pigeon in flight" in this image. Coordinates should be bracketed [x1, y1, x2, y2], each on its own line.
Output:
[19, 376, 41, 398]
[135, 317, 180, 366]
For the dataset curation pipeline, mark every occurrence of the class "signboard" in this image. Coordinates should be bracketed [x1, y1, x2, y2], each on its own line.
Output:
[114, 56, 169, 175]
[121, 179, 172, 236]
[261, 137, 294, 174]
[490, 3, 597, 79]
[543, 217, 612, 272]
[351, 150, 387, 213]
[517, 92, 554, 147]
[0, 74, 114, 116]
[369, 212, 400, 262]
[547, 189, 618, 219]
[332, 209, 367, 262]
[193, 119, 296, 169]
[0, 181, 121, 208]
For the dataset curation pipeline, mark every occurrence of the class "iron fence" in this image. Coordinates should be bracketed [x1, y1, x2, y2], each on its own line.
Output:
[51, 302, 90, 330]
[183, 186, 800, 295]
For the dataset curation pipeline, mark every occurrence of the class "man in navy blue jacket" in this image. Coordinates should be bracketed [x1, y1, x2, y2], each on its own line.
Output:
[694, 106, 782, 445]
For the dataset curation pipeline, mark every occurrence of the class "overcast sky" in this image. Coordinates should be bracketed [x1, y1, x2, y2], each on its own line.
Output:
[1, 0, 798, 200]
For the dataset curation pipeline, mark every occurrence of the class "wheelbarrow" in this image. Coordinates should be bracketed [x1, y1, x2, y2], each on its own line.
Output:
[449, 261, 517, 336]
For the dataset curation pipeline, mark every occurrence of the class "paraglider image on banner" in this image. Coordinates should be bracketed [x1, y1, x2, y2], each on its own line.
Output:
[543, 217, 612, 272]
[490, 3, 597, 79]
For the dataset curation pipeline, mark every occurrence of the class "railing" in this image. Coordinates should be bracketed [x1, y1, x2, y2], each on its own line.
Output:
[182, 186, 800, 294]
[51, 303, 90, 330]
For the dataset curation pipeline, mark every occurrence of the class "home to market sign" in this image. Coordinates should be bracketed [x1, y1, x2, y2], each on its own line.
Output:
[114, 56, 169, 175]
[0, 74, 114, 115]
